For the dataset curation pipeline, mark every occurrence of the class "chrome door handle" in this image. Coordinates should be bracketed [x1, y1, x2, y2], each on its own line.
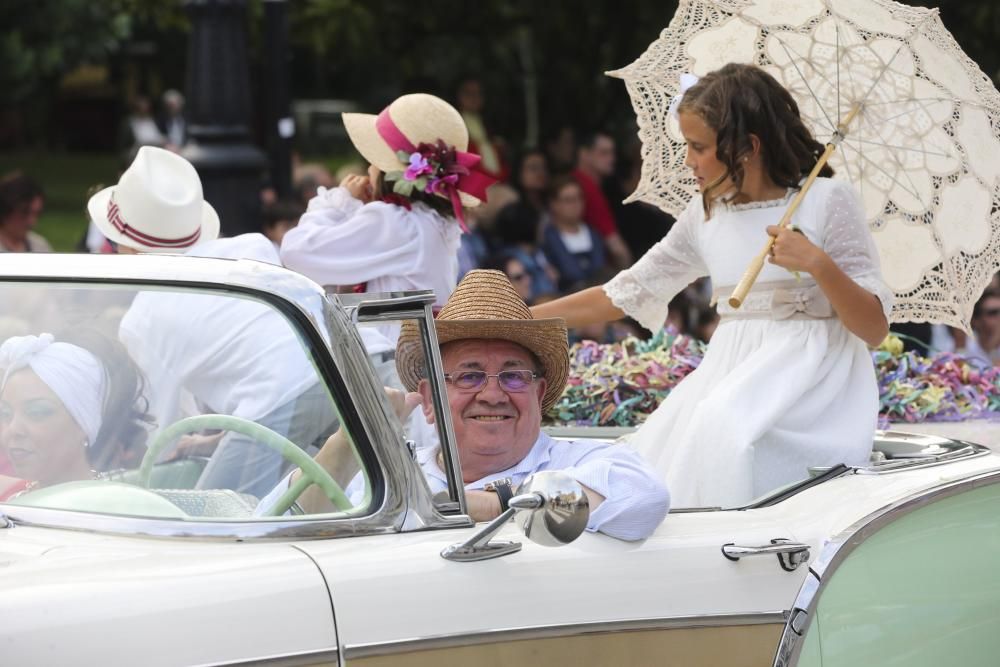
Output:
[722, 539, 810, 572]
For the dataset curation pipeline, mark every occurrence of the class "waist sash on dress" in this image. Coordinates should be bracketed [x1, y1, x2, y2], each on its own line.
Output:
[712, 279, 835, 321]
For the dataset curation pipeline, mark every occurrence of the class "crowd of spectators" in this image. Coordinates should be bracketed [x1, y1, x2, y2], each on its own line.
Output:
[7, 76, 1000, 357]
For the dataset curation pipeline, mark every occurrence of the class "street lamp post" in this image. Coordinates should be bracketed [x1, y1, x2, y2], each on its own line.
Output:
[263, 0, 293, 200]
[181, 0, 267, 237]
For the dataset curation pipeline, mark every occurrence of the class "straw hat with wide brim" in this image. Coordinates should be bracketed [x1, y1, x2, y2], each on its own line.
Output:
[396, 270, 569, 413]
[87, 146, 219, 253]
[342, 93, 482, 208]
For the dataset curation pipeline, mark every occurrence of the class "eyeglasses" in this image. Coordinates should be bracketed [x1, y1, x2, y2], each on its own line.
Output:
[444, 369, 538, 393]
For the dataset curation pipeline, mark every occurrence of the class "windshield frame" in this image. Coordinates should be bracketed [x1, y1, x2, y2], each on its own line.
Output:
[0, 253, 471, 540]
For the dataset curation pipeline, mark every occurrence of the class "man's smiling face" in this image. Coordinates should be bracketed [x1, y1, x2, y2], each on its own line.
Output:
[430, 338, 547, 483]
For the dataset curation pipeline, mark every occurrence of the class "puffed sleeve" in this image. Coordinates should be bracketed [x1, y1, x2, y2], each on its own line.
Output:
[820, 181, 894, 319]
[279, 186, 421, 287]
[602, 198, 708, 333]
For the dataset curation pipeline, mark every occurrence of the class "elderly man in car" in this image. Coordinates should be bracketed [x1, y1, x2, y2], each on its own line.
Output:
[283, 270, 669, 541]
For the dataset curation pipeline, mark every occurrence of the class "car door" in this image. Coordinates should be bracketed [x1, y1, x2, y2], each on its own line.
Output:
[302, 505, 811, 666]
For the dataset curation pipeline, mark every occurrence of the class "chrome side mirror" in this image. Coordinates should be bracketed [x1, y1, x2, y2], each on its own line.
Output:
[441, 471, 590, 562]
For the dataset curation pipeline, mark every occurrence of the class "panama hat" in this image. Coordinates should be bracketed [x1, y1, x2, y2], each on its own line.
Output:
[396, 270, 569, 413]
[342, 93, 486, 209]
[87, 146, 219, 253]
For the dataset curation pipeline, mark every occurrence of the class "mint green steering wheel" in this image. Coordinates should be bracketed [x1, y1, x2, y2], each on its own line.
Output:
[140, 414, 351, 516]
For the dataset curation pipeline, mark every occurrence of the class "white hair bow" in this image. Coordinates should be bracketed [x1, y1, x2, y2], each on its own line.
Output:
[0, 333, 107, 447]
[668, 73, 701, 119]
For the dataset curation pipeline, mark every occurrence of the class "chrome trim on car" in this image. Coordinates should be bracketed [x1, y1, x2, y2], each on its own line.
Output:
[855, 443, 990, 474]
[772, 468, 1000, 666]
[0, 254, 474, 539]
[193, 647, 339, 667]
[344, 612, 788, 659]
[721, 539, 810, 572]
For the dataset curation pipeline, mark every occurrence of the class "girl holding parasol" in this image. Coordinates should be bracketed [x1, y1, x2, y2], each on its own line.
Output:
[532, 63, 893, 508]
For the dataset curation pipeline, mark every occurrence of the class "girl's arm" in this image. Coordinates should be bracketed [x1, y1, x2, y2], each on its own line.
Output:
[530, 285, 625, 328]
[767, 225, 889, 346]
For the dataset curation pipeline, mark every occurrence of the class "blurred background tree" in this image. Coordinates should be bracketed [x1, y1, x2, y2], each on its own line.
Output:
[2, 0, 997, 153]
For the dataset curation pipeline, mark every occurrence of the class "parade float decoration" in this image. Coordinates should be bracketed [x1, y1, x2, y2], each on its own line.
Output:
[549, 331, 1000, 429]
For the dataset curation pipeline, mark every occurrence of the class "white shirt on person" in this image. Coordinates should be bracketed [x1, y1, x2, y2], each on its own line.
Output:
[417, 432, 670, 541]
[258, 431, 671, 542]
[279, 186, 462, 343]
[119, 233, 319, 429]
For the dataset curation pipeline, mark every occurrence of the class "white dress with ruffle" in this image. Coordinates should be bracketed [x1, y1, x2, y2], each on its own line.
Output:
[604, 178, 893, 508]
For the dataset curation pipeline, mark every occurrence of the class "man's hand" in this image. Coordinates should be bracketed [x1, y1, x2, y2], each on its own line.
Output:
[466, 490, 503, 522]
[341, 174, 374, 204]
[163, 431, 224, 462]
[384, 387, 422, 422]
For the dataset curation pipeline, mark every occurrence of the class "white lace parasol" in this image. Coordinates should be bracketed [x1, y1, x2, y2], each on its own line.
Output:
[610, 0, 1000, 330]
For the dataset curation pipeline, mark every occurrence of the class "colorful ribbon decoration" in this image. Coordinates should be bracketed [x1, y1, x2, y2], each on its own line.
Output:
[375, 108, 498, 232]
[546, 330, 1000, 428]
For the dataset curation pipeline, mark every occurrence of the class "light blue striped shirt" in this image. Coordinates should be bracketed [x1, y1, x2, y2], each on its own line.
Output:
[418, 432, 670, 541]
[259, 433, 670, 540]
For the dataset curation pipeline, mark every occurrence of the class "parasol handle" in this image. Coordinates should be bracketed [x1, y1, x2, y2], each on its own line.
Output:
[728, 105, 861, 308]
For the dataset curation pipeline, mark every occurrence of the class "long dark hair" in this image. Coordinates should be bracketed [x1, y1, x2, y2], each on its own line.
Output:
[0, 172, 44, 225]
[55, 328, 154, 472]
[677, 63, 833, 216]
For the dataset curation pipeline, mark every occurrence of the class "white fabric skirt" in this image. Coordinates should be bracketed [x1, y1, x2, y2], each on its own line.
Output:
[627, 317, 878, 508]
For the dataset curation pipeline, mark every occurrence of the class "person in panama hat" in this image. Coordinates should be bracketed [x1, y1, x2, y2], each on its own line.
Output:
[275, 270, 670, 540]
[88, 145, 220, 254]
[96, 147, 340, 498]
[280, 93, 498, 346]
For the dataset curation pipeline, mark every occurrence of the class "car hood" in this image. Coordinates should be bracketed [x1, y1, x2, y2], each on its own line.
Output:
[0, 523, 337, 667]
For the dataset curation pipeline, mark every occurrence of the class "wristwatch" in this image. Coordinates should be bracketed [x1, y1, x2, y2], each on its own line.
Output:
[484, 477, 514, 512]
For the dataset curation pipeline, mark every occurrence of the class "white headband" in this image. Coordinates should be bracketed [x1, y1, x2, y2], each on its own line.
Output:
[668, 73, 701, 119]
[0, 334, 107, 446]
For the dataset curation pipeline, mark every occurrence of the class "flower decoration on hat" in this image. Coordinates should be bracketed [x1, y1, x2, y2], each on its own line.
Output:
[374, 106, 498, 233]
[385, 139, 489, 232]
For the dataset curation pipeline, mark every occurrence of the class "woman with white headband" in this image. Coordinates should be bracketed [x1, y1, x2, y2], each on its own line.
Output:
[0, 330, 151, 500]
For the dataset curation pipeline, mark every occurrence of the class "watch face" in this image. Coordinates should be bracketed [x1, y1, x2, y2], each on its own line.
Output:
[484, 477, 513, 491]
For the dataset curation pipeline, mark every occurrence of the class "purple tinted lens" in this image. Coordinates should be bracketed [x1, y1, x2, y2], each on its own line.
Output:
[452, 371, 488, 390]
[498, 370, 534, 391]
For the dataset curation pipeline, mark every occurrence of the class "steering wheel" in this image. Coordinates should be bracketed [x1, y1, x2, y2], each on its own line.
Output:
[140, 414, 351, 516]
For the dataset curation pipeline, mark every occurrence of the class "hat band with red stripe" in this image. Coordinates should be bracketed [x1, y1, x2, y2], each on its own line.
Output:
[107, 193, 201, 248]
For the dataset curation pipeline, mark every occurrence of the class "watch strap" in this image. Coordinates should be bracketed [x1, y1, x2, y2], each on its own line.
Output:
[490, 480, 514, 512]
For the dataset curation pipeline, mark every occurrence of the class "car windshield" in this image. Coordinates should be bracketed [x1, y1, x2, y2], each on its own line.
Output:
[0, 281, 371, 522]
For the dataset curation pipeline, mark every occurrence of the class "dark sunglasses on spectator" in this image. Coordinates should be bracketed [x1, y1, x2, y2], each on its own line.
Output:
[508, 272, 528, 281]
[444, 369, 538, 392]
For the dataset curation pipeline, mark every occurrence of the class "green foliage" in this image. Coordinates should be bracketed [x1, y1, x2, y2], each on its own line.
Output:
[0, 0, 134, 107]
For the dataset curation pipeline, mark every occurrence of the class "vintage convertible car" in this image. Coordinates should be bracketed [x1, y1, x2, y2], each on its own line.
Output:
[1, 253, 999, 667]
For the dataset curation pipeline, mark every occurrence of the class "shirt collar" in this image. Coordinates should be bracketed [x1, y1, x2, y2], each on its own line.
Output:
[420, 431, 555, 491]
